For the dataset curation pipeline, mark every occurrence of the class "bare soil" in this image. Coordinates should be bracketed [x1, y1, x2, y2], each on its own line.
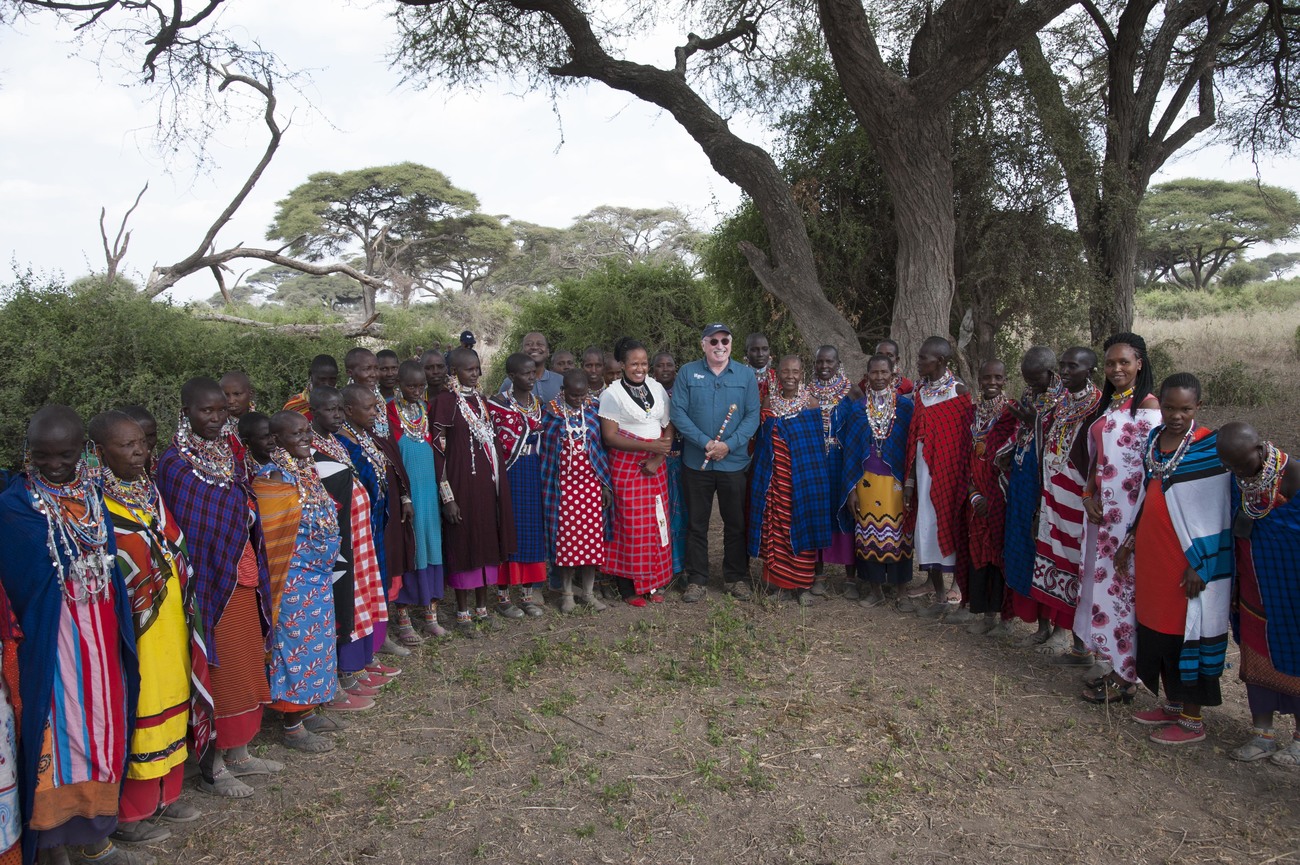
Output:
[156, 578, 1297, 864]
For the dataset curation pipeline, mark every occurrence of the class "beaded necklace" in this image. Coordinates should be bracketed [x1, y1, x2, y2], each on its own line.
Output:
[27, 460, 114, 602]
[769, 386, 812, 418]
[619, 377, 654, 416]
[103, 467, 181, 578]
[370, 386, 391, 437]
[507, 391, 543, 428]
[1046, 383, 1101, 457]
[340, 421, 390, 480]
[1239, 442, 1288, 520]
[175, 415, 236, 488]
[553, 399, 590, 451]
[455, 386, 497, 476]
[865, 387, 897, 446]
[971, 394, 1008, 443]
[311, 430, 355, 471]
[1110, 386, 1135, 406]
[1013, 386, 1061, 467]
[810, 373, 849, 445]
[1144, 423, 1198, 481]
[269, 447, 338, 546]
[918, 369, 957, 402]
[395, 395, 430, 442]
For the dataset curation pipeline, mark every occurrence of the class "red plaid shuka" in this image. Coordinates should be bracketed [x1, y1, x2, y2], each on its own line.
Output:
[347, 478, 386, 640]
[968, 403, 1016, 569]
[605, 432, 673, 595]
[906, 384, 974, 560]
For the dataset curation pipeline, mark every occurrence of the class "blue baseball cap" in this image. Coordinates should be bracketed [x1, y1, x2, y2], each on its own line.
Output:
[701, 323, 731, 338]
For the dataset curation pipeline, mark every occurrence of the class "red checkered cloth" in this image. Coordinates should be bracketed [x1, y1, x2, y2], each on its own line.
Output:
[906, 389, 974, 561]
[347, 478, 387, 640]
[968, 406, 1017, 569]
[605, 433, 673, 595]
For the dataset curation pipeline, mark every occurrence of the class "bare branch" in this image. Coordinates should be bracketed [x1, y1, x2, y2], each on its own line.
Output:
[209, 262, 232, 305]
[1078, 0, 1116, 50]
[193, 311, 382, 338]
[672, 19, 757, 78]
[98, 181, 147, 282]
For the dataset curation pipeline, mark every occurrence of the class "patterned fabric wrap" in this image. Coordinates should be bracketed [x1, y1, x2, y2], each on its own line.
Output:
[838, 394, 914, 562]
[346, 478, 386, 639]
[968, 408, 1017, 569]
[1239, 480, 1300, 677]
[905, 388, 974, 559]
[1076, 399, 1160, 682]
[0, 482, 139, 865]
[252, 468, 341, 709]
[604, 432, 673, 594]
[155, 445, 272, 665]
[338, 432, 389, 582]
[1000, 422, 1040, 598]
[1144, 428, 1233, 683]
[747, 407, 832, 558]
[282, 391, 311, 418]
[539, 401, 612, 563]
[105, 493, 215, 780]
[488, 400, 546, 564]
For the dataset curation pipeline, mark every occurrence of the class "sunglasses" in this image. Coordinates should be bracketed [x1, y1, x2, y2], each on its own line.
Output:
[707, 336, 731, 346]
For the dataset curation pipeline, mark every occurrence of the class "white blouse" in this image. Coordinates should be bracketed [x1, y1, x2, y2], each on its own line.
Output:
[599, 378, 671, 440]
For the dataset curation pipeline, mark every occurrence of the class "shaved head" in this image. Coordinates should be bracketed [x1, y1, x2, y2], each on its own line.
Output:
[341, 383, 374, 407]
[1021, 346, 1056, 372]
[308, 386, 342, 412]
[29, 404, 84, 443]
[270, 410, 308, 437]
[180, 376, 223, 409]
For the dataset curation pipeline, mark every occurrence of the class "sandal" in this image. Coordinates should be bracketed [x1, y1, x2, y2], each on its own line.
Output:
[196, 769, 254, 799]
[1230, 732, 1279, 762]
[1080, 677, 1136, 705]
[1269, 738, 1300, 768]
[1051, 648, 1095, 667]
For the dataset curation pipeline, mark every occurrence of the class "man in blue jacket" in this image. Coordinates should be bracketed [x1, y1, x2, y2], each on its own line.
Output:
[670, 324, 761, 603]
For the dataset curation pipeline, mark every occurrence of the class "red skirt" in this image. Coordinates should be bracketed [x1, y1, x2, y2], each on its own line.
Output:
[605, 438, 672, 594]
[555, 443, 605, 568]
[761, 432, 816, 590]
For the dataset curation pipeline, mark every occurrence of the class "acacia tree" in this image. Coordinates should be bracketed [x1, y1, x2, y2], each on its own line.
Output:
[1139, 177, 1300, 289]
[1017, 0, 1300, 340]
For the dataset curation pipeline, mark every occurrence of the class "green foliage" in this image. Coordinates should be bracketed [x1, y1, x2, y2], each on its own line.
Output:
[499, 261, 737, 382]
[1139, 178, 1300, 290]
[1137, 277, 1300, 320]
[1200, 361, 1272, 408]
[373, 304, 454, 358]
[0, 273, 356, 469]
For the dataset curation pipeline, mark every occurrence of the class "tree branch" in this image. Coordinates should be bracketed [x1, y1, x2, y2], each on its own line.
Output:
[672, 19, 756, 78]
[99, 181, 147, 282]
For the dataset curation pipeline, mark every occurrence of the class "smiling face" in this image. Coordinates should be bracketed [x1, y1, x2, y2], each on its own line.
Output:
[745, 336, 770, 370]
[29, 424, 84, 485]
[1104, 343, 1142, 393]
[1158, 386, 1200, 439]
[777, 356, 803, 396]
[100, 418, 149, 482]
[702, 331, 732, 367]
[978, 361, 1007, 401]
[867, 358, 894, 392]
[349, 352, 379, 388]
[622, 348, 649, 385]
[521, 332, 550, 367]
[274, 413, 313, 460]
[1058, 349, 1095, 393]
[814, 348, 838, 381]
[185, 387, 229, 441]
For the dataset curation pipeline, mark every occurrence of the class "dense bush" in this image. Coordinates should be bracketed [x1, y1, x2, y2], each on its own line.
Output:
[0, 274, 359, 469]
[495, 261, 745, 384]
[1138, 278, 1300, 320]
[1200, 360, 1273, 408]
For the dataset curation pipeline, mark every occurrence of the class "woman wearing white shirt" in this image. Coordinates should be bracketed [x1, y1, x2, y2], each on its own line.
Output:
[599, 337, 675, 606]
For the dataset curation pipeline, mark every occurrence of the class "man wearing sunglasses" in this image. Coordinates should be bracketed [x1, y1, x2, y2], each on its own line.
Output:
[669, 323, 761, 603]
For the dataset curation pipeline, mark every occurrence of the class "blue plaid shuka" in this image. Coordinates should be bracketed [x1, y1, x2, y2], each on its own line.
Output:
[748, 407, 832, 557]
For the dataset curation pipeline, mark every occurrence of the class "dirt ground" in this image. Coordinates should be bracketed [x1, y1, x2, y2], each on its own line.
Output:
[156, 561, 1298, 863]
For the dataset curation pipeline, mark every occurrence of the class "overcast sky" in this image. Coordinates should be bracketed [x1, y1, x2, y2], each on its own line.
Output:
[2, 1, 1298, 302]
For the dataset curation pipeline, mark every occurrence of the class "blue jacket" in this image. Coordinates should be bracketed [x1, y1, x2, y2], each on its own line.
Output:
[669, 359, 761, 472]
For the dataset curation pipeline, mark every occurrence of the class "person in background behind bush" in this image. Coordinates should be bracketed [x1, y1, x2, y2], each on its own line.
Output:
[284, 355, 340, 418]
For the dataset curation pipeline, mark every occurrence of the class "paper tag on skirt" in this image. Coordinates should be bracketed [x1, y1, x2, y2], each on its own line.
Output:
[654, 495, 669, 547]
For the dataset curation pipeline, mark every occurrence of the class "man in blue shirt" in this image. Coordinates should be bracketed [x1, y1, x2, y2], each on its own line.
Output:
[670, 323, 761, 602]
[498, 331, 563, 404]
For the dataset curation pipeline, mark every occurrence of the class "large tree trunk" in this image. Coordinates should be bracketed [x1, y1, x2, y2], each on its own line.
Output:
[875, 109, 959, 369]
[1092, 189, 1142, 341]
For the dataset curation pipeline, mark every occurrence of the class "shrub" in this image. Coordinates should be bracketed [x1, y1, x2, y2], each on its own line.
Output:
[1199, 360, 1272, 408]
[0, 274, 359, 469]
